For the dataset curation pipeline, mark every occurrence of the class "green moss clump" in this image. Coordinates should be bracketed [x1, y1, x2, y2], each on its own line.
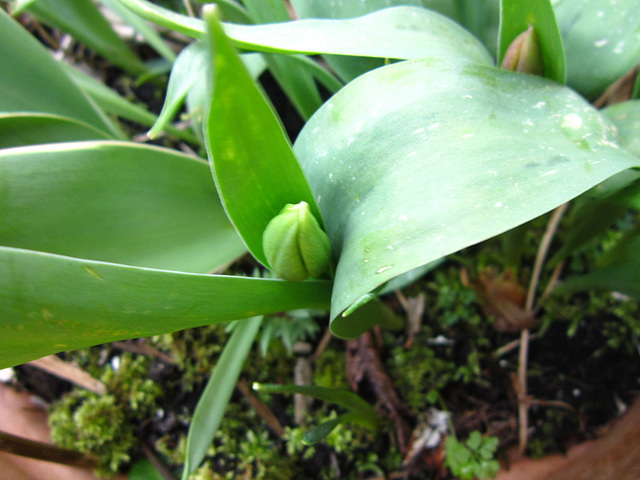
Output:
[48, 353, 161, 476]
[153, 324, 229, 391]
[49, 391, 134, 476]
[314, 348, 348, 390]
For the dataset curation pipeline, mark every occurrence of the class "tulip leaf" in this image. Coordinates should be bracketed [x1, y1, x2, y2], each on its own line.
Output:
[557, 235, 640, 299]
[0, 114, 112, 149]
[116, 0, 492, 66]
[288, 0, 487, 82]
[499, 0, 566, 83]
[554, 0, 640, 99]
[294, 57, 639, 336]
[183, 316, 262, 478]
[0, 9, 120, 138]
[603, 100, 640, 158]
[0, 141, 245, 273]
[17, 0, 147, 74]
[149, 41, 208, 140]
[60, 61, 203, 145]
[0, 246, 332, 369]
[252, 384, 377, 427]
[150, 42, 266, 140]
[204, 9, 319, 267]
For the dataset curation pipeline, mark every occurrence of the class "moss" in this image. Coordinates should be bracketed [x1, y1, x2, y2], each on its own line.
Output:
[314, 348, 348, 390]
[153, 324, 229, 392]
[49, 391, 135, 476]
[48, 353, 161, 476]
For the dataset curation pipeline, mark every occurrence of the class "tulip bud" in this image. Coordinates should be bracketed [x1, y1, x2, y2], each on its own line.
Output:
[262, 201, 331, 282]
[500, 25, 544, 76]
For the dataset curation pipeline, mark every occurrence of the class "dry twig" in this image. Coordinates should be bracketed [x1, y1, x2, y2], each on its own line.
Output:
[518, 203, 569, 453]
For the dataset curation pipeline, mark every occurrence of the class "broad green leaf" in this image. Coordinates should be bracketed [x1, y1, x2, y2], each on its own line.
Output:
[19, 0, 147, 75]
[0, 246, 331, 369]
[557, 235, 640, 298]
[379, 259, 443, 295]
[603, 100, 640, 158]
[290, 0, 500, 56]
[291, 0, 458, 19]
[0, 114, 112, 149]
[182, 316, 262, 478]
[499, 0, 566, 83]
[0, 141, 244, 273]
[116, 0, 493, 66]
[204, 9, 319, 267]
[554, 0, 640, 99]
[294, 57, 639, 335]
[289, 0, 493, 82]
[0, 9, 119, 137]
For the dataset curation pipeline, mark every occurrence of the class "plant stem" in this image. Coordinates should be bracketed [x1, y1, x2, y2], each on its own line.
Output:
[0, 430, 97, 469]
[518, 203, 569, 453]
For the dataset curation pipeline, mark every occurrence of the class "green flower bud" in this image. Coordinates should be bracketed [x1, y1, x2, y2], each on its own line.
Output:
[262, 201, 331, 282]
[500, 25, 544, 76]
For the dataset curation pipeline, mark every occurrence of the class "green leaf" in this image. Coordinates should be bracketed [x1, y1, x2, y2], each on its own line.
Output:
[0, 9, 119, 137]
[554, 0, 640, 99]
[222, 7, 492, 66]
[603, 100, 640, 158]
[182, 315, 262, 478]
[241, 0, 323, 118]
[149, 42, 266, 140]
[549, 198, 628, 265]
[294, 57, 639, 336]
[149, 41, 208, 139]
[0, 113, 112, 149]
[116, 0, 492, 65]
[289, 0, 466, 82]
[0, 246, 331, 369]
[252, 384, 377, 427]
[241, 0, 289, 23]
[20, 0, 147, 75]
[204, 8, 319, 267]
[209, 0, 253, 24]
[60, 61, 201, 145]
[557, 235, 640, 298]
[291, 0, 458, 19]
[302, 416, 343, 445]
[99, 0, 177, 62]
[302, 412, 363, 445]
[499, 0, 566, 83]
[0, 141, 244, 273]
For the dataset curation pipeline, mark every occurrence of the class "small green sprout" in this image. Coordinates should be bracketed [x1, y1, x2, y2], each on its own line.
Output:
[444, 431, 500, 480]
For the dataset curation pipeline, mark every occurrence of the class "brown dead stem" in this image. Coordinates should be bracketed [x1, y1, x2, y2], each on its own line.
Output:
[346, 329, 413, 456]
